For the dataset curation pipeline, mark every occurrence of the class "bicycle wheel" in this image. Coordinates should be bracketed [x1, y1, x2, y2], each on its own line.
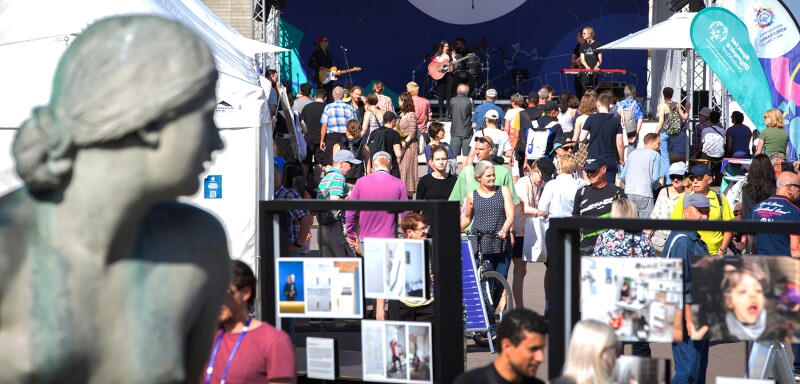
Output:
[472, 270, 513, 347]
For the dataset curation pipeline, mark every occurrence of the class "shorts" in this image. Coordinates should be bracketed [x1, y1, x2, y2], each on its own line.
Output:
[512, 236, 524, 259]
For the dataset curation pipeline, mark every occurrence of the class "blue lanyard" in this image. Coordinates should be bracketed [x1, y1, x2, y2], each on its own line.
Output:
[205, 316, 252, 384]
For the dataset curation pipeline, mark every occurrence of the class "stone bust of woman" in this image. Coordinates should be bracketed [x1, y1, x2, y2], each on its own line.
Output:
[0, 15, 230, 383]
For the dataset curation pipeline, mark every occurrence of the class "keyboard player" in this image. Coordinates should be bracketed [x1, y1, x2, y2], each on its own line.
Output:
[578, 26, 602, 93]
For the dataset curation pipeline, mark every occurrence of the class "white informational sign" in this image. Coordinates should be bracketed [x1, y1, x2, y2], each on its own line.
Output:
[716, 378, 774, 384]
[581, 257, 684, 343]
[306, 337, 336, 380]
[363, 238, 427, 301]
[276, 258, 363, 319]
[361, 320, 433, 383]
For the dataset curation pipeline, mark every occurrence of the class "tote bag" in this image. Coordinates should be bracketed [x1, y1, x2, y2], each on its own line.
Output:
[522, 216, 548, 262]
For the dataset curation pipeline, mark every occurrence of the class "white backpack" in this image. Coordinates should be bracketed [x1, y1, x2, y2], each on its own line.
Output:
[621, 103, 637, 135]
[525, 120, 556, 160]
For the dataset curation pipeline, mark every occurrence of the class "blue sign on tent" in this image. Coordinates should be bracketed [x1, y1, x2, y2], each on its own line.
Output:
[204, 175, 222, 199]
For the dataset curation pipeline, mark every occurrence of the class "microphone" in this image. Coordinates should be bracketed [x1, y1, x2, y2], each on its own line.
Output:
[340, 45, 348, 51]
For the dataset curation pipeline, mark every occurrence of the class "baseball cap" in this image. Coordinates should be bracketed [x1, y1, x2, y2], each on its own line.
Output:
[698, 107, 712, 117]
[273, 156, 286, 174]
[690, 164, 712, 177]
[583, 157, 605, 172]
[543, 100, 559, 112]
[534, 158, 556, 183]
[333, 149, 362, 164]
[684, 193, 711, 209]
[372, 151, 392, 162]
[485, 110, 499, 120]
[668, 162, 687, 176]
[486, 89, 498, 98]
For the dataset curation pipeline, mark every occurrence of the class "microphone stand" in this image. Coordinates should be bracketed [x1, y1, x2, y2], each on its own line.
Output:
[341, 46, 354, 84]
[411, 54, 430, 83]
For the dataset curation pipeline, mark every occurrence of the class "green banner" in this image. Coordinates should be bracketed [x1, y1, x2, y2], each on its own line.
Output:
[690, 7, 773, 130]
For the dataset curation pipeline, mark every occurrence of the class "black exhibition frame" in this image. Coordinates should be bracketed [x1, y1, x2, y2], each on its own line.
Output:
[547, 217, 798, 379]
[259, 199, 463, 383]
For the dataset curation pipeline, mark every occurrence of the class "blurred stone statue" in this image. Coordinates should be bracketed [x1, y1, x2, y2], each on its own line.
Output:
[0, 15, 230, 383]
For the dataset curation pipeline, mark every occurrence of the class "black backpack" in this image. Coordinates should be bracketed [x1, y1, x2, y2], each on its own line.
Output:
[367, 128, 390, 160]
[340, 137, 366, 181]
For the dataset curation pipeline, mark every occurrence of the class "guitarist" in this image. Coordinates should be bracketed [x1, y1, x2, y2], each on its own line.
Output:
[431, 40, 454, 119]
[307, 35, 334, 102]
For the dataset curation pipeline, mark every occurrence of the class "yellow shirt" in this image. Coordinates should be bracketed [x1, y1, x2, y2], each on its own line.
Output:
[670, 190, 733, 254]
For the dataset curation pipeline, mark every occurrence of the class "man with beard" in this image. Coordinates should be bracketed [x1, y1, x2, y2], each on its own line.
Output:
[453, 309, 548, 384]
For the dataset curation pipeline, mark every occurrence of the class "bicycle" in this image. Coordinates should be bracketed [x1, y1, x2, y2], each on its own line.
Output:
[464, 229, 514, 347]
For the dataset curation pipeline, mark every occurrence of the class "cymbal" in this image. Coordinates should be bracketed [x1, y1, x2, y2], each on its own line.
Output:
[472, 41, 491, 51]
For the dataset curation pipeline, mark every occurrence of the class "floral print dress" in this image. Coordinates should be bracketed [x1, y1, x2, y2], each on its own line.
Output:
[593, 229, 655, 257]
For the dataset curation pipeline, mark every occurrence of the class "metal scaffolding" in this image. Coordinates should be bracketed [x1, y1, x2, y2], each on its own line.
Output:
[252, 0, 280, 74]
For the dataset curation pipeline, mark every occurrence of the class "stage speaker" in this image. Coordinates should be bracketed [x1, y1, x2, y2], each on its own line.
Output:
[692, 90, 710, 117]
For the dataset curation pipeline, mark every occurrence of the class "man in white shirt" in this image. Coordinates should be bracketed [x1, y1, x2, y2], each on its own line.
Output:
[701, 110, 726, 160]
[465, 109, 511, 167]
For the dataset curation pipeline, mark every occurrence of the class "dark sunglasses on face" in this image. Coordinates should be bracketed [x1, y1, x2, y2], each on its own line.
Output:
[734, 210, 742, 216]
[688, 174, 705, 181]
[670, 175, 684, 180]
[474, 137, 490, 143]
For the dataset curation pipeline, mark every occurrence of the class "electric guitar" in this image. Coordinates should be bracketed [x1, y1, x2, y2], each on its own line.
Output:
[427, 53, 476, 80]
[318, 66, 362, 85]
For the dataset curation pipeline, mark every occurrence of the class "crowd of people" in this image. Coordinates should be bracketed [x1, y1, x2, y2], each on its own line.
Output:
[263, 35, 800, 383]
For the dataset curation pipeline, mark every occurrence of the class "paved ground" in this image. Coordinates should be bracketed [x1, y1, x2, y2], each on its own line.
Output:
[297, 163, 797, 382]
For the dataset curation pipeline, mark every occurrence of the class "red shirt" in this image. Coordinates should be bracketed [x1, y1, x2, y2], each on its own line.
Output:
[205, 323, 295, 383]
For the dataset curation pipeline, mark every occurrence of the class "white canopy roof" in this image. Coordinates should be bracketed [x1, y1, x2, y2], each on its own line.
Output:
[0, 0, 287, 129]
[600, 12, 696, 51]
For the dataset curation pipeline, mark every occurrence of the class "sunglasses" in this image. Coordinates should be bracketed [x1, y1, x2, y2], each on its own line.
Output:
[687, 174, 708, 181]
[474, 137, 490, 143]
[585, 169, 598, 175]
[734, 210, 742, 216]
[670, 175, 685, 180]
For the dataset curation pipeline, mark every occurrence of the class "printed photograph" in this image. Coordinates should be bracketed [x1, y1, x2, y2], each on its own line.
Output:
[277, 259, 305, 314]
[361, 321, 386, 379]
[276, 258, 363, 319]
[385, 323, 406, 380]
[581, 257, 684, 343]
[691, 255, 800, 342]
[407, 324, 433, 382]
[364, 238, 427, 301]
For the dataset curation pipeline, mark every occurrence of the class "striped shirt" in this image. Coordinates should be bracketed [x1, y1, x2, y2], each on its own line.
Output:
[320, 100, 357, 134]
[317, 168, 348, 199]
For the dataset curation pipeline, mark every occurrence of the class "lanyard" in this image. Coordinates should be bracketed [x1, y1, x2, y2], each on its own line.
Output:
[205, 316, 252, 384]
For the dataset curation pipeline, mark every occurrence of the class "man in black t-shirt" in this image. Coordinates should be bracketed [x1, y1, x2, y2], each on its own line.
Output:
[573, 157, 626, 256]
[579, 93, 624, 183]
[578, 26, 602, 92]
[453, 309, 548, 384]
[365, 111, 403, 178]
[514, 92, 545, 175]
[299, 89, 328, 180]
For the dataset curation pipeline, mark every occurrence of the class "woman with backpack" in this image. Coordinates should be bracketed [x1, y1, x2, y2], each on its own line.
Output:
[333, 119, 367, 188]
[655, 87, 689, 185]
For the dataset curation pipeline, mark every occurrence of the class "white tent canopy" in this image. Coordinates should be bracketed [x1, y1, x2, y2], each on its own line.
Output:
[600, 12, 696, 51]
[0, 0, 286, 129]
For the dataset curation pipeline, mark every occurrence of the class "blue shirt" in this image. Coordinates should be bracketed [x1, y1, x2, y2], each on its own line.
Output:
[617, 97, 644, 122]
[664, 230, 708, 303]
[320, 100, 357, 134]
[748, 195, 800, 256]
[470, 101, 504, 129]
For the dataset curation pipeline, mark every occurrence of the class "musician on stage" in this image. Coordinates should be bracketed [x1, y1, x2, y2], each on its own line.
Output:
[307, 35, 334, 101]
[571, 31, 586, 98]
[578, 27, 602, 94]
[453, 37, 472, 57]
[432, 40, 454, 119]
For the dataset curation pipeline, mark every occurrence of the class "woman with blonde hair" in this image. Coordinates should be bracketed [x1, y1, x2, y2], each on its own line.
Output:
[755, 108, 789, 158]
[407, 81, 432, 133]
[554, 320, 621, 384]
[593, 198, 655, 257]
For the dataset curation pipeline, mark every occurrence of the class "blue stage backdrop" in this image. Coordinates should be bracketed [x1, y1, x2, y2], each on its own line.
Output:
[280, 0, 648, 99]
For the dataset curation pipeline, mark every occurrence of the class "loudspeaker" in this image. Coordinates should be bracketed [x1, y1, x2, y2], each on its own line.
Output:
[597, 82, 626, 99]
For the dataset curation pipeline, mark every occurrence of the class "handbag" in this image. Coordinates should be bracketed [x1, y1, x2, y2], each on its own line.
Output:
[576, 115, 613, 168]
[522, 216, 548, 262]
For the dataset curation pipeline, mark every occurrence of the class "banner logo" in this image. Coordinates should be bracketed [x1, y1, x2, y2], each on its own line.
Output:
[709, 21, 729, 42]
[754, 7, 775, 29]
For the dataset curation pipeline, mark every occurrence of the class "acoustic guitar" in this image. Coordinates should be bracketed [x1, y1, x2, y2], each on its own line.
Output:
[318, 66, 362, 85]
[427, 53, 476, 80]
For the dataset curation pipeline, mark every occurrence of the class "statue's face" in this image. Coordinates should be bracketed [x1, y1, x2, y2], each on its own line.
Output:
[150, 90, 223, 196]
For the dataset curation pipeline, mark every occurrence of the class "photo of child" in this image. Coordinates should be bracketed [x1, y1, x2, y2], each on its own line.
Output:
[691, 255, 800, 342]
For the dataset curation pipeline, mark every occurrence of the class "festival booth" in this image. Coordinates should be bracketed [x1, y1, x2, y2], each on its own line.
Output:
[0, 0, 287, 267]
